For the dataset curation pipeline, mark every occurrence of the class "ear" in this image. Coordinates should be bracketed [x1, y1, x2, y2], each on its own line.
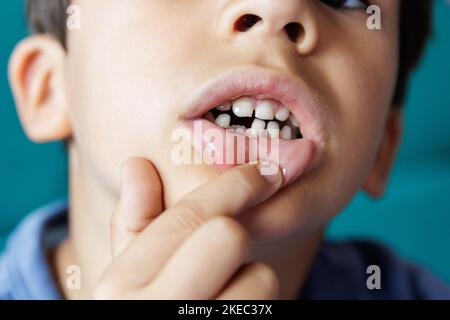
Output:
[8, 35, 71, 143]
[363, 108, 403, 198]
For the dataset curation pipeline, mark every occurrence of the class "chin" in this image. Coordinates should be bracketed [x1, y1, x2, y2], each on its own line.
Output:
[237, 182, 312, 242]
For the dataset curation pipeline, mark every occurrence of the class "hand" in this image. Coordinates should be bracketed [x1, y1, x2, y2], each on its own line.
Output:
[94, 157, 283, 300]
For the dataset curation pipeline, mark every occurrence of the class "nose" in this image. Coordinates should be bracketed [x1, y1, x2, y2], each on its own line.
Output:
[218, 0, 319, 55]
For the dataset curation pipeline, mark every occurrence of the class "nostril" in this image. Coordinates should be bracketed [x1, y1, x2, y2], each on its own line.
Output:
[234, 14, 262, 32]
[284, 22, 302, 43]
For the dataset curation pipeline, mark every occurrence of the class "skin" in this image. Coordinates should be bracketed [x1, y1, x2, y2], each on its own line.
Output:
[9, 0, 402, 299]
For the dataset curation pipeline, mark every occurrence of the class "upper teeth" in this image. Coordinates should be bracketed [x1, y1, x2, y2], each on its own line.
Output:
[275, 106, 290, 122]
[288, 114, 300, 128]
[255, 101, 276, 120]
[232, 97, 254, 117]
[216, 102, 232, 112]
[210, 96, 302, 140]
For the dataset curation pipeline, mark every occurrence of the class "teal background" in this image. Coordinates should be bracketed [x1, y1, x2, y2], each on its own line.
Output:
[1, 1, 449, 284]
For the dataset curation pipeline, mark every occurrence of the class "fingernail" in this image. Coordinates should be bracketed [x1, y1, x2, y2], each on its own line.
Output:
[257, 160, 282, 186]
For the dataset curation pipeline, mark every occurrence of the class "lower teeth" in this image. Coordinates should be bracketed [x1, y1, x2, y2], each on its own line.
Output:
[208, 110, 302, 140]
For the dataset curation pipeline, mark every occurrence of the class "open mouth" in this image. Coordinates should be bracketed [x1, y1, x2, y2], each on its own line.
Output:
[181, 67, 326, 186]
[203, 96, 303, 140]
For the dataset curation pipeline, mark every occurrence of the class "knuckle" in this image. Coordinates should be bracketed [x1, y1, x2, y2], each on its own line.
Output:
[171, 199, 207, 232]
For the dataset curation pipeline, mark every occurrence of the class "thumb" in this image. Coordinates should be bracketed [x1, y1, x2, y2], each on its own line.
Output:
[110, 157, 163, 259]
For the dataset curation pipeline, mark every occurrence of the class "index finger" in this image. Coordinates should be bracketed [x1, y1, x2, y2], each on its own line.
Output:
[106, 162, 282, 289]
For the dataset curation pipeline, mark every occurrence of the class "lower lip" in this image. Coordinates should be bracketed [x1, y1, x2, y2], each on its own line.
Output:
[185, 119, 317, 187]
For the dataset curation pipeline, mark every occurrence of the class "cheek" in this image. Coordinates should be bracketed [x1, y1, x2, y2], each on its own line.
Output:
[65, 31, 180, 195]
[252, 15, 401, 237]
[319, 24, 399, 187]
[65, 12, 219, 199]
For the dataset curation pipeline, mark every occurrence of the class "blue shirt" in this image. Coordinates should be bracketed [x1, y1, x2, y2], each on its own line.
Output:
[1, 201, 450, 300]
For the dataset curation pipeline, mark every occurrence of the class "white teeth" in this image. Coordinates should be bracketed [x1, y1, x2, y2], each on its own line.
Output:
[266, 121, 280, 139]
[209, 97, 301, 140]
[232, 97, 254, 117]
[255, 100, 276, 120]
[267, 121, 279, 130]
[258, 130, 267, 137]
[215, 114, 231, 128]
[275, 106, 290, 122]
[251, 120, 269, 138]
[246, 128, 258, 138]
[251, 119, 266, 130]
[231, 125, 246, 134]
[288, 114, 300, 128]
[280, 126, 292, 140]
[216, 102, 231, 112]
[247, 120, 266, 138]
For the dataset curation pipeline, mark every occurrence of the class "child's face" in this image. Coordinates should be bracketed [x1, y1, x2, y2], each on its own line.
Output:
[65, 0, 399, 240]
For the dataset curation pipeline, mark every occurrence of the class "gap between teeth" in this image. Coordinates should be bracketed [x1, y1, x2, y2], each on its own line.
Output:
[211, 96, 302, 140]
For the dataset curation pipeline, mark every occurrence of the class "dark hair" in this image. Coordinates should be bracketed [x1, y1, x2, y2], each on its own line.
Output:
[395, 0, 433, 105]
[25, 0, 433, 106]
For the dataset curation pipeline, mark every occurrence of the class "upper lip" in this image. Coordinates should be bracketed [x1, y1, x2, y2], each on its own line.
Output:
[181, 66, 327, 147]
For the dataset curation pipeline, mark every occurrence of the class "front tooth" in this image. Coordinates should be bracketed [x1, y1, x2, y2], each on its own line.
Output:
[255, 100, 276, 120]
[267, 121, 280, 139]
[232, 97, 254, 117]
[275, 106, 290, 122]
[251, 119, 266, 130]
[215, 114, 231, 128]
[216, 102, 231, 111]
[280, 126, 292, 140]
[288, 114, 300, 128]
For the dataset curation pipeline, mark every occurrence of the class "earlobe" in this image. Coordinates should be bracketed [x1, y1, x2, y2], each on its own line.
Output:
[8, 35, 71, 143]
[363, 109, 403, 198]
